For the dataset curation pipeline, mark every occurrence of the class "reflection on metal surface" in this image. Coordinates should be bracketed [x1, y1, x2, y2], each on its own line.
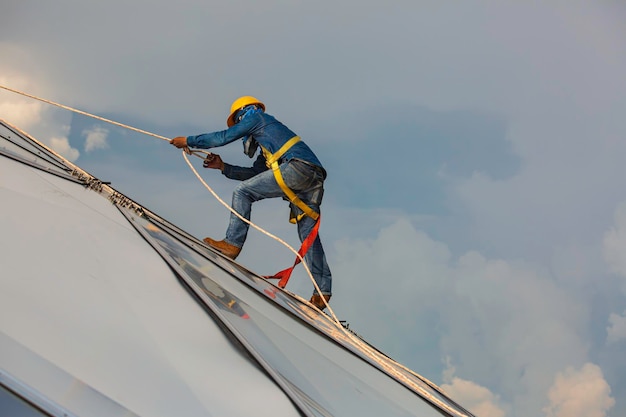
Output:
[134, 215, 474, 417]
[0, 332, 140, 417]
[144, 222, 251, 320]
[1, 118, 475, 417]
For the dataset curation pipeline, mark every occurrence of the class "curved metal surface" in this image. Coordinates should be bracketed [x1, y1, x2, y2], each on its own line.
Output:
[0, 119, 475, 417]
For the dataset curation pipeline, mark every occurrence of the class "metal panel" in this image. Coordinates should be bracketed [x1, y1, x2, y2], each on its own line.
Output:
[1, 332, 135, 417]
[132, 202, 471, 417]
[1, 119, 474, 417]
[0, 138, 300, 416]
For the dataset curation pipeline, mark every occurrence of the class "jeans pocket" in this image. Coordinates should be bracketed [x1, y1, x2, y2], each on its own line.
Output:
[282, 160, 314, 191]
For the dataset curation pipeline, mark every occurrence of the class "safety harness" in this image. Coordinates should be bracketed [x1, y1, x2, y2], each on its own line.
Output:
[262, 136, 319, 223]
[261, 136, 321, 288]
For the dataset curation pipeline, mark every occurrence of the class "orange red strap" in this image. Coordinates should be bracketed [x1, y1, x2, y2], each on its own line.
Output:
[264, 215, 321, 288]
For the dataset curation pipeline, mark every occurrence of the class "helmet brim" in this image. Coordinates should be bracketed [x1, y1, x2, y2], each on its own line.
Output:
[227, 101, 265, 127]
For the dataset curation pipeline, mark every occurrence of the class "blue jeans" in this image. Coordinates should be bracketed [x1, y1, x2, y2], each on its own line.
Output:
[225, 159, 332, 296]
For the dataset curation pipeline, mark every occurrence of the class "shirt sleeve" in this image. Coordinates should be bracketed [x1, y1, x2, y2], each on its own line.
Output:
[186, 118, 254, 149]
[221, 154, 268, 181]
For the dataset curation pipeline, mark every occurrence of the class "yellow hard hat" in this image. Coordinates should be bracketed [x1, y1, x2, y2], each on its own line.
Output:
[227, 96, 265, 127]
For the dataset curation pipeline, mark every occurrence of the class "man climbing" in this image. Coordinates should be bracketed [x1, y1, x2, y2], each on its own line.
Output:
[170, 96, 332, 310]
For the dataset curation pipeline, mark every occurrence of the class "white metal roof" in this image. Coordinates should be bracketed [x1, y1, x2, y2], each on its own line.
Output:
[0, 119, 474, 417]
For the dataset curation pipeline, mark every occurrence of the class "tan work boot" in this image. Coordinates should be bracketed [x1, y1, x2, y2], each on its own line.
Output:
[309, 294, 331, 310]
[203, 237, 241, 259]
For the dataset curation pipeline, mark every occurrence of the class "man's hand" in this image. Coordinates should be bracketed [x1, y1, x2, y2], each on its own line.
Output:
[203, 153, 225, 171]
[170, 136, 189, 151]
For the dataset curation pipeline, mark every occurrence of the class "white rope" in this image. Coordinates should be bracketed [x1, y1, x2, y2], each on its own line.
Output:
[183, 150, 465, 414]
[0, 85, 170, 142]
[181, 151, 338, 319]
[1, 85, 467, 415]
[180, 149, 464, 415]
[0, 84, 334, 314]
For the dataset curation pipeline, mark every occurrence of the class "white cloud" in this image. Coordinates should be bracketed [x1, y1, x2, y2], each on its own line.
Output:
[331, 217, 593, 417]
[0, 97, 74, 160]
[4, 2, 626, 416]
[607, 311, 626, 344]
[82, 126, 109, 152]
[0, 90, 78, 162]
[543, 363, 615, 417]
[49, 136, 79, 161]
[0, 97, 42, 129]
[444, 252, 591, 416]
[441, 359, 507, 417]
[442, 378, 506, 417]
[0, 74, 43, 130]
[1, 59, 76, 160]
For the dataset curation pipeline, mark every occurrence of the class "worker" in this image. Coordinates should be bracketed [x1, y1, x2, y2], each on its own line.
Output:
[170, 96, 332, 310]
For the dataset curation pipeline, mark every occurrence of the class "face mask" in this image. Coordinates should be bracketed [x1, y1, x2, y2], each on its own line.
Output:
[234, 105, 262, 124]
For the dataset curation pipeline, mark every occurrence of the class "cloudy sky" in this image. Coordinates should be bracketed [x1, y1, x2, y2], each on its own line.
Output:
[2, 1, 626, 416]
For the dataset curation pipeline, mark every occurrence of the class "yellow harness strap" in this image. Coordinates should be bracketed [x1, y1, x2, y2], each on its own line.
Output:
[262, 136, 320, 223]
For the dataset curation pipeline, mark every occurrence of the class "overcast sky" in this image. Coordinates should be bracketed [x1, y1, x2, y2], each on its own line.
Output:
[2, 1, 626, 416]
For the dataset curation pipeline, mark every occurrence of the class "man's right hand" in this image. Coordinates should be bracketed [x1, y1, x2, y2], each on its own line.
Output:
[170, 136, 191, 154]
[203, 153, 225, 171]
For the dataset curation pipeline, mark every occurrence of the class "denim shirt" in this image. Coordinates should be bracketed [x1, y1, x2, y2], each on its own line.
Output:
[222, 154, 267, 181]
[186, 112, 324, 169]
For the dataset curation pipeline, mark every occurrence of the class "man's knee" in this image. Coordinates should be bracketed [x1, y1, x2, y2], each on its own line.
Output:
[233, 182, 254, 199]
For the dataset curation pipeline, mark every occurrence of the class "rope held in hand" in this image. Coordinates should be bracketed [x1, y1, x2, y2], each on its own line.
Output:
[0, 83, 331, 310]
[0, 85, 465, 414]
